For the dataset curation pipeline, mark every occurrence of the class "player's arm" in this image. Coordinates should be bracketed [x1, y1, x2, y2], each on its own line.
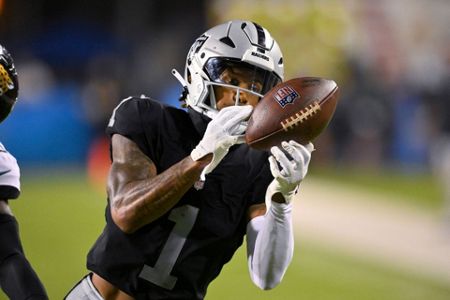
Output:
[109, 105, 253, 233]
[108, 134, 211, 233]
[245, 141, 314, 290]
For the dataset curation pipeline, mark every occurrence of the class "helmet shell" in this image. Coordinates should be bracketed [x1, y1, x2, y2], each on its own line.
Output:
[0, 45, 18, 123]
[184, 20, 284, 118]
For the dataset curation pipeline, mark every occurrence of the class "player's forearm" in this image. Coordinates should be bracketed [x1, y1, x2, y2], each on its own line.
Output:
[246, 202, 294, 290]
[111, 154, 211, 233]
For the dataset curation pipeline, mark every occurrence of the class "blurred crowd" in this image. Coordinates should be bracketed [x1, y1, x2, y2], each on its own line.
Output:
[0, 0, 448, 178]
[326, 0, 449, 174]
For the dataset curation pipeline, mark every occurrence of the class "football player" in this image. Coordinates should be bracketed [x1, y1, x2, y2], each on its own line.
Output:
[66, 20, 314, 300]
[0, 45, 48, 299]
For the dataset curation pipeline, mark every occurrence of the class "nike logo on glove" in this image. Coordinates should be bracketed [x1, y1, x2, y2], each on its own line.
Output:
[0, 169, 11, 176]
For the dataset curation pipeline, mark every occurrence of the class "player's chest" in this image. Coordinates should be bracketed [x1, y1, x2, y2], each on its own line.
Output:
[180, 162, 252, 238]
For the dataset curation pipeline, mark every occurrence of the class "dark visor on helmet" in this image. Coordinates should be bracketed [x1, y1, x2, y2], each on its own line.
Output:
[204, 57, 281, 95]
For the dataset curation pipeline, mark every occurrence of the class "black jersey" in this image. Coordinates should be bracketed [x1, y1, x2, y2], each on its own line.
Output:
[87, 97, 272, 299]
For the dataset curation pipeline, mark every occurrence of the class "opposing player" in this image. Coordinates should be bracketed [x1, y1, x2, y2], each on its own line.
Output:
[66, 20, 314, 299]
[0, 45, 48, 299]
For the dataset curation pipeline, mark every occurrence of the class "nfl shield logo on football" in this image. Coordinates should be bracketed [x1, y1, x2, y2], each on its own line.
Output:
[274, 86, 299, 108]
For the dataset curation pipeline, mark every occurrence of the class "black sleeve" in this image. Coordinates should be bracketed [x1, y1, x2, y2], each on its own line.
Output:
[0, 214, 48, 299]
[105, 97, 163, 162]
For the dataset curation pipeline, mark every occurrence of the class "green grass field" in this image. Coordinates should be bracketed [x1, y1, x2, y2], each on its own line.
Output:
[310, 166, 444, 211]
[1, 170, 449, 299]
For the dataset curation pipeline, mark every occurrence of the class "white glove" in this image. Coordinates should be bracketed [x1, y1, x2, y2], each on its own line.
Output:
[0, 143, 20, 193]
[191, 105, 253, 180]
[266, 141, 314, 204]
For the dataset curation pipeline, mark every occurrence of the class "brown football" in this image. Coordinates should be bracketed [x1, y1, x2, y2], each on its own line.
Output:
[245, 77, 339, 150]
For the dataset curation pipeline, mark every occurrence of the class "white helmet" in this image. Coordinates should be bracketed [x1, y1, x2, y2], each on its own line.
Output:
[172, 20, 284, 119]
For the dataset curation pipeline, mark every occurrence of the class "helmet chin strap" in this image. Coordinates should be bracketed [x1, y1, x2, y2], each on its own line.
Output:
[172, 69, 187, 88]
[172, 68, 191, 107]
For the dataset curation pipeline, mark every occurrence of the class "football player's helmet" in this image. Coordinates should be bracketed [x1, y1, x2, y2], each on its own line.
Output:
[172, 20, 284, 119]
[0, 44, 18, 123]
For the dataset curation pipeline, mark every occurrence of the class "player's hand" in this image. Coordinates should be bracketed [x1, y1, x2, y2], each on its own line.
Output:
[266, 141, 314, 203]
[191, 105, 253, 180]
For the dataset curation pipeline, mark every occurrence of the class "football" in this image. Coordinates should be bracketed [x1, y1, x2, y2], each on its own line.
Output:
[245, 77, 339, 150]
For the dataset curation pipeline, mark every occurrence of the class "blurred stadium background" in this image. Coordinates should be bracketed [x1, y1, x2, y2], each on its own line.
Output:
[0, 0, 449, 299]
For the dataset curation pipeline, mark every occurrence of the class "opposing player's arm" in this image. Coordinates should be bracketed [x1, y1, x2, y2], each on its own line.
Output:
[108, 134, 211, 233]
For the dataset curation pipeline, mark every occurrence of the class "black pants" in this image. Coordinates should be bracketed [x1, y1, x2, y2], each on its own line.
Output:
[0, 213, 48, 300]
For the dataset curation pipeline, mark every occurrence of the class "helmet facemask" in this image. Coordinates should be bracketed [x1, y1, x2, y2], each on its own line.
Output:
[202, 58, 281, 112]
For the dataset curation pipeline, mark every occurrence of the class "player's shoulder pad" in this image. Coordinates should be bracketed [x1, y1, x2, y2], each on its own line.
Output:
[108, 95, 164, 128]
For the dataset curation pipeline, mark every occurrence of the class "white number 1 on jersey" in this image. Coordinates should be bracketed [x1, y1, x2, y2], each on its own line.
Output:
[139, 205, 199, 290]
